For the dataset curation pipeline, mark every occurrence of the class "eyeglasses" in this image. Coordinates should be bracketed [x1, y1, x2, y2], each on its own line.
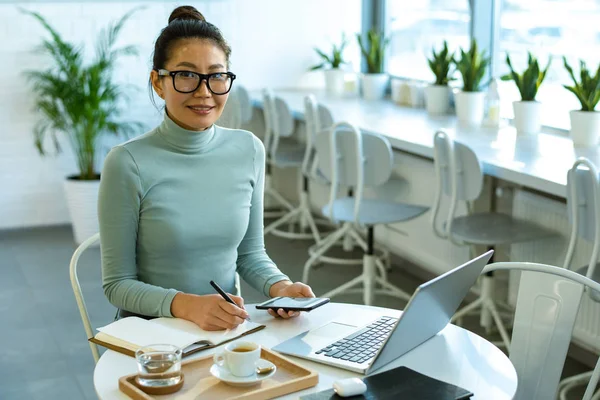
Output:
[156, 69, 236, 95]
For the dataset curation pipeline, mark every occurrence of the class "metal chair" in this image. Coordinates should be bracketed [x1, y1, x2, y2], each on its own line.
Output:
[558, 158, 600, 400]
[69, 232, 103, 363]
[303, 121, 428, 305]
[432, 130, 555, 349]
[70, 233, 242, 364]
[483, 262, 600, 400]
[264, 94, 333, 241]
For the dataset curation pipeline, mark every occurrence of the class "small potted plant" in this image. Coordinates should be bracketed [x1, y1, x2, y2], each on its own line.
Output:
[23, 10, 142, 244]
[310, 35, 348, 97]
[426, 40, 454, 115]
[356, 29, 390, 100]
[454, 39, 490, 126]
[502, 52, 551, 134]
[563, 57, 600, 146]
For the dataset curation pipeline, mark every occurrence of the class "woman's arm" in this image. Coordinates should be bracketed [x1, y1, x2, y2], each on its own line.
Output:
[235, 136, 290, 296]
[99, 146, 178, 317]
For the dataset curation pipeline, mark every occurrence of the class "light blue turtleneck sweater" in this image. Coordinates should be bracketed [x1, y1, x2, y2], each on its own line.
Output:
[98, 113, 289, 317]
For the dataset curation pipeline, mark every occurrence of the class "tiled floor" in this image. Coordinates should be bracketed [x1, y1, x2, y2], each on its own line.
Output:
[0, 225, 593, 399]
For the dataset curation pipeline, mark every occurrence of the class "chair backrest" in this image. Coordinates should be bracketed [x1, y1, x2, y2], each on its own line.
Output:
[314, 121, 393, 224]
[564, 157, 600, 279]
[219, 89, 243, 129]
[483, 262, 600, 400]
[431, 130, 484, 242]
[304, 95, 334, 178]
[262, 89, 295, 159]
[69, 232, 102, 363]
[70, 233, 243, 364]
[236, 84, 253, 124]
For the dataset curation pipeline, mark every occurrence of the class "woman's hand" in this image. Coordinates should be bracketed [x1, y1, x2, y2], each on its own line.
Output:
[268, 280, 315, 319]
[171, 292, 249, 331]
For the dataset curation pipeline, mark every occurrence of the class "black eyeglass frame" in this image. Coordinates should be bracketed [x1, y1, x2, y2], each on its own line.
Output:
[156, 69, 237, 95]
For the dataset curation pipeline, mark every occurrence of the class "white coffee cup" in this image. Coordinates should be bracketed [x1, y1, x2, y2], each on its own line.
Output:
[213, 341, 261, 377]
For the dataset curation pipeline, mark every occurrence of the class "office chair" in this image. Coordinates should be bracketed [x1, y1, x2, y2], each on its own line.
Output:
[303, 121, 428, 305]
[482, 262, 600, 400]
[265, 94, 334, 241]
[217, 85, 253, 130]
[558, 158, 600, 400]
[432, 130, 555, 348]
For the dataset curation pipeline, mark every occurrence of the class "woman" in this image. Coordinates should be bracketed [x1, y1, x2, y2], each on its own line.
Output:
[98, 5, 314, 331]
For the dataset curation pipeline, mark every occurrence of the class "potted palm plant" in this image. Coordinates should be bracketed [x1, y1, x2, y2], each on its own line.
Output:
[23, 10, 142, 244]
[502, 52, 551, 134]
[454, 39, 490, 126]
[310, 35, 348, 97]
[426, 41, 454, 115]
[563, 57, 600, 146]
[356, 29, 390, 100]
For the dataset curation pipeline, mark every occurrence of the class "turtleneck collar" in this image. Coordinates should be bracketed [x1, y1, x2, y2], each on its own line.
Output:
[157, 111, 216, 153]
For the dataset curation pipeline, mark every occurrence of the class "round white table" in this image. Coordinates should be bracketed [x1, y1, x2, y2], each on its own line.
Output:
[94, 303, 518, 399]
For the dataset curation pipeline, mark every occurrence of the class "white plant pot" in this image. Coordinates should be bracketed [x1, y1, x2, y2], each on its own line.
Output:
[570, 110, 600, 147]
[454, 91, 486, 126]
[361, 73, 389, 100]
[64, 177, 100, 246]
[324, 69, 346, 97]
[425, 85, 450, 115]
[513, 101, 542, 134]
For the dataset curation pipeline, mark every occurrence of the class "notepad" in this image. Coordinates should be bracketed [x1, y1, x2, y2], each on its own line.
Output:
[90, 316, 266, 357]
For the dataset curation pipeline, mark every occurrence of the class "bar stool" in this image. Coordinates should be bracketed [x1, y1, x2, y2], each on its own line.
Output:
[558, 158, 600, 400]
[303, 121, 428, 305]
[432, 130, 555, 348]
[265, 94, 333, 240]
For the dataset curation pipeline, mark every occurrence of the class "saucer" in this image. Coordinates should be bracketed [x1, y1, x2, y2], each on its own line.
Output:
[210, 359, 277, 387]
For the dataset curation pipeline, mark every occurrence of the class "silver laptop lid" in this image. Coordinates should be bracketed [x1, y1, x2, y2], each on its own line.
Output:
[367, 250, 494, 375]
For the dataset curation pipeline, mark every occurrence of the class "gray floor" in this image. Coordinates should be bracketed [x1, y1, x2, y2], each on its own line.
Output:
[0, 225, 592, 399]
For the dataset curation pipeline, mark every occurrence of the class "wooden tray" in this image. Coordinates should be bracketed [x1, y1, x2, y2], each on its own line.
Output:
[119, 347, 318, 400]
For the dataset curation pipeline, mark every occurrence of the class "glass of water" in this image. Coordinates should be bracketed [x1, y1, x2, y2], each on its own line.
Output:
[135, 344, 182, 388]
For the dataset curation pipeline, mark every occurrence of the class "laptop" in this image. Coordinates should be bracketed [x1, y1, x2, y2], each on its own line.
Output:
[272, 250, 493, 375]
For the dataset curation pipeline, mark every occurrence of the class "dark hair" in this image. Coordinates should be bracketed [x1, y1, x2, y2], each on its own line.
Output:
[149, 5, 232, 107]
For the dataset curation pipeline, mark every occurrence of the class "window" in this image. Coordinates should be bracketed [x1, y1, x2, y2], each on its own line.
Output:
[497, 0, 600, 130]
[385, 0, 471, 82]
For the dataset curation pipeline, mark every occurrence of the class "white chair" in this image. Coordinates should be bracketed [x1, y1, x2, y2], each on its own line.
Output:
[264, 94, 333, 241]
[483, 262, 600, 400]
[432, 130, 555, 348]
[218, 84, 253, 129]
[70, 233, 242, 364]
[558, 158, 600, 400]
[69, 232, 103, 363]
[303, 121, 428, 305]
[261, 89, 303, 220]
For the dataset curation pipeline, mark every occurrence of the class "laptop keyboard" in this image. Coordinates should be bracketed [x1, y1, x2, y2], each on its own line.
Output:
[315, 316, 398, 364]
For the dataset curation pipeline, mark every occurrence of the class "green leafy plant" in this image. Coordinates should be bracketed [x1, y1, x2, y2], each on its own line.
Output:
[501, 52, 551, 101]
[310, 34, 348, 70]
[356, 29, 390, 74]
[563, 57, 600, 112]
[454, 38, 490, 92]
[427, 41, 454, 85]
[22, 9, 143, 180]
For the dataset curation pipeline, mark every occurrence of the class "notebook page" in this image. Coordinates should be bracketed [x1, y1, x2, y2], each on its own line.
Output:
[151, 317, 264, 345]
[97, 317, 200, 349]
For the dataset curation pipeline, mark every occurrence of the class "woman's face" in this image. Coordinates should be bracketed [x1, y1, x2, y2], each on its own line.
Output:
[151, 39, 229, 131]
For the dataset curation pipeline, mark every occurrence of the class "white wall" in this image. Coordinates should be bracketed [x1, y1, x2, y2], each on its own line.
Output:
[0, 0, 361, 229]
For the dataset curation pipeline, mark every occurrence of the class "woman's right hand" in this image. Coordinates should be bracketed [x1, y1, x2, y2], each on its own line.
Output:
[170, 292, 249, 331]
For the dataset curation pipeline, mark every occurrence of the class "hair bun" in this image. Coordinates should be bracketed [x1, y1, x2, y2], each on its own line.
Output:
[168, 6, 206, 24]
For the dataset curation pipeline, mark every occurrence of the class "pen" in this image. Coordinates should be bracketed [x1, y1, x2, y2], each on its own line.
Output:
[209, 280, 251, 322]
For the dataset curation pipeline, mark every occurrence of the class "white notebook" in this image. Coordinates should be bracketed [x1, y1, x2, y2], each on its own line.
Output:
[91, 316, 265, 357]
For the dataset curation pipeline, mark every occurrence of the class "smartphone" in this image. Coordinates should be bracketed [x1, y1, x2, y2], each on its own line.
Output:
[255, 297, 330, 312]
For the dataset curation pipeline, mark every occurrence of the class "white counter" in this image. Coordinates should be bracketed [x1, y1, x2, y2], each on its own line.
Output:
[253, 89, 600, 198]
